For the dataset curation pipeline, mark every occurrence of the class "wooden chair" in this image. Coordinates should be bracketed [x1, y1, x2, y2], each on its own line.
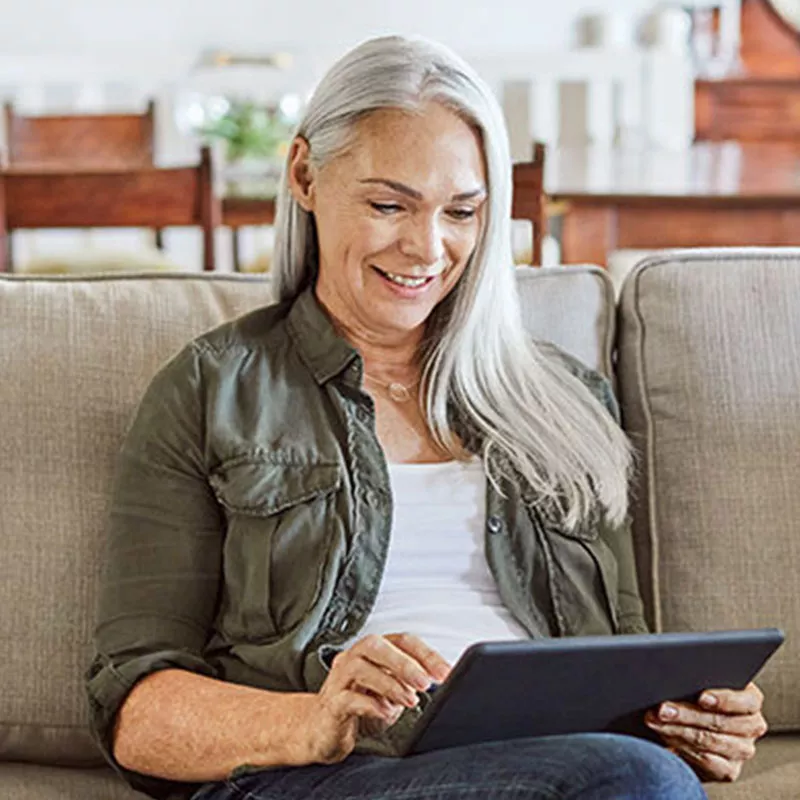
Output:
[0, 147, 219, 273]
[511, 142, 547, 266]
[3, 101, 156, 169]
[3, 101, 165, 256]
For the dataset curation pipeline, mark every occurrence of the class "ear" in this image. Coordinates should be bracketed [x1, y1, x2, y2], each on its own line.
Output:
[287, 137, 315, 212]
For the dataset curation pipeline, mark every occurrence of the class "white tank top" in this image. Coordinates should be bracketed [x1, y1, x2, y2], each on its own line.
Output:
[351, 459, 529, 666]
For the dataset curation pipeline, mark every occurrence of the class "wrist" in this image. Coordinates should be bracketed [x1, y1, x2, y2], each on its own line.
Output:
[244, 691, 319, 770]
[282, 692, 322, 767]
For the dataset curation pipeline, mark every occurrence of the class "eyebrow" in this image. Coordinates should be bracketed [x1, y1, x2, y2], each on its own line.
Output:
[359, 178, 486, 202]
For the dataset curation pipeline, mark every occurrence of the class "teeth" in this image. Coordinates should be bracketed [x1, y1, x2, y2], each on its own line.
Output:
[381, 271, 429, 288]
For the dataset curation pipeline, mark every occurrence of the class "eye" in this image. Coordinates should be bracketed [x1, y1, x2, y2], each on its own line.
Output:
[370, 202, 403, 215]
[447, 207, 477, 221]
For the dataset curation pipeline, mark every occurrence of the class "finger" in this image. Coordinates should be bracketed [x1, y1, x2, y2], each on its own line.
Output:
[666, 740, 743, 783]
[351, 634, 439, 690]
[646, 721, 757, 762]
[646, 704, 768, 739]
[358, 697, 405, 738]
[342, 658, 420, 708]
[362, 690, 406, 722]
[332, 688, 399, 723]
[329, 640, 421, 697]
[376, 696, 405, 725]
[697, 683, 764, 715]
[385, 632, 452, 683]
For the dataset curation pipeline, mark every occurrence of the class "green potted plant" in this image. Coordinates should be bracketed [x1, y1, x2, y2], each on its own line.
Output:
[199, 100, 293, 164]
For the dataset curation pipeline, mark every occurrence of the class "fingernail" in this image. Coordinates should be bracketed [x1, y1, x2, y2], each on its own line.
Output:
[660, 704, 678, 721]
[701, 692, 718, 708]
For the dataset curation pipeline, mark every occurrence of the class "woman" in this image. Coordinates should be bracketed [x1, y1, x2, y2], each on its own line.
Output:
[87, 35, 766, 800]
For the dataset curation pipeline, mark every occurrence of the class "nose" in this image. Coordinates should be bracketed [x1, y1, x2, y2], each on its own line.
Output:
[400, 214, 446, 268]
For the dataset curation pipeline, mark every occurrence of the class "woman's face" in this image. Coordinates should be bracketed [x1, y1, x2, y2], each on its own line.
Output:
[290, 102, 487, 339]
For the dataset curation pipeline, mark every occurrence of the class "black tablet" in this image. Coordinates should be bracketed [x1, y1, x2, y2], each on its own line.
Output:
[402, 628, 784, 756]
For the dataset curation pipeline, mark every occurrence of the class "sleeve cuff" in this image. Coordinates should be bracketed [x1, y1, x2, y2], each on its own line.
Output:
[86, 649, 216, 799]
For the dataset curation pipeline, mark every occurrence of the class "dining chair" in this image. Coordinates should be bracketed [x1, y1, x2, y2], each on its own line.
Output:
[0, 147, 219, 273]
[512, 141, 547, 266]
[3, 100, 165, 259]
[3, 101, 156, 168]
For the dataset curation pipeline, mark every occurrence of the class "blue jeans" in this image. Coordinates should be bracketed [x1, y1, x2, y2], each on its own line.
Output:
[192, 733, 707, 799]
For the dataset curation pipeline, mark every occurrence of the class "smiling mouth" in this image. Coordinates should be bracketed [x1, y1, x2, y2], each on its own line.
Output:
[372, 266, 437, 288]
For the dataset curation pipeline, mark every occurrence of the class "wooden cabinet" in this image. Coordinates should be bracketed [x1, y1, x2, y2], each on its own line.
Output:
[696, 78, 800, 141]
[694, 0, 800, 142]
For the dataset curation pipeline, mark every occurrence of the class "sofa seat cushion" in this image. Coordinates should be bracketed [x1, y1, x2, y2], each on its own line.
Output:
[705, 734, 800, 799]
[0, 763, 141, 800]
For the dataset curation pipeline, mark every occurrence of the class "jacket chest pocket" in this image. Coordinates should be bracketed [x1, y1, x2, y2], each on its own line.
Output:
[209, 457, 342, 641]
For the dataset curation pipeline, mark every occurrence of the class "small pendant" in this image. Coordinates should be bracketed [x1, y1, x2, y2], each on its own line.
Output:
[388, 382, 411, 402]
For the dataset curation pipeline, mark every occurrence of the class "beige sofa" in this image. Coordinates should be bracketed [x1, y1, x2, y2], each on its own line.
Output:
[1, 249, 799, 799]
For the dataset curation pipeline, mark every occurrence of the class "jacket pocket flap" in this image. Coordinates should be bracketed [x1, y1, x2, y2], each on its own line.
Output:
[210, 459, 341, 515]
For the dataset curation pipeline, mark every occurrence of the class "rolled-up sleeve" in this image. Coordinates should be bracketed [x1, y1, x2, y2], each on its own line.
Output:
[85, 342, 223, 798]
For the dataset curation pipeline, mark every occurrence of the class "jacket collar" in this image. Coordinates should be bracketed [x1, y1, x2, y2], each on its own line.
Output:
[286, 287, 362, 385]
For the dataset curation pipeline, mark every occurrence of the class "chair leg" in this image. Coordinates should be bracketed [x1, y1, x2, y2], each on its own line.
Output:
[232, 227, 242, 272]
[6, 233, 14, 273]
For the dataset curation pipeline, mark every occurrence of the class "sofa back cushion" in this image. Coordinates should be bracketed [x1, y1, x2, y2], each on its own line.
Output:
[0, 265, 612, 765]
[617, 249, 800, 731]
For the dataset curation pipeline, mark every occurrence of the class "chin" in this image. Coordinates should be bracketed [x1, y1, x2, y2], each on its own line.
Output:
[376, 308, 432, 333]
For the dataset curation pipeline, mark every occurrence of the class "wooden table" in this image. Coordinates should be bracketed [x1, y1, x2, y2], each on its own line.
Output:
[548, 143, 800, 266]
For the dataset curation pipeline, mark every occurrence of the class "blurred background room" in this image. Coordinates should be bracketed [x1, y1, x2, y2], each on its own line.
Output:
[1, 0, 798, 286]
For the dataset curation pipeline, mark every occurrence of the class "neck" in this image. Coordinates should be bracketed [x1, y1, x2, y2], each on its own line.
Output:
[315, 289, 422, 383]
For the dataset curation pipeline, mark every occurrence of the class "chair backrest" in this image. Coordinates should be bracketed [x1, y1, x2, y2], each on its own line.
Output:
[3, 101, 155, 168]
[512, 142, 547, 266]
[0, 147, 218, 271]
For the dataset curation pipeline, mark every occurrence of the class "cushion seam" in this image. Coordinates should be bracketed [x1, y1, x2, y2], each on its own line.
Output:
[633, 260, 662, 632]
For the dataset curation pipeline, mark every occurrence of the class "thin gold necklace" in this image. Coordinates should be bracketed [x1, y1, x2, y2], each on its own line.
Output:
[363, 373, 420, 403]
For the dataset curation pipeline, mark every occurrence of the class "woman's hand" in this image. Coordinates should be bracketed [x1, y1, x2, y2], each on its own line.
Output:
[304, 633, 451, 765]
[645, 682, 768, 782]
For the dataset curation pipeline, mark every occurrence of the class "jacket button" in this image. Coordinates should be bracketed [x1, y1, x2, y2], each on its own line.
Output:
[487, 516, 502, 534]
[356, 407, 370, 423]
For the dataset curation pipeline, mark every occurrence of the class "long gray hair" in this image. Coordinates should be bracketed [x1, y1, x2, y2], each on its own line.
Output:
[273, 35, 632, 529]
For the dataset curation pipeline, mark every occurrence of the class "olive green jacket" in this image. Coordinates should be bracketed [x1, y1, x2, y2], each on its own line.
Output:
[86, 288, 647, 799]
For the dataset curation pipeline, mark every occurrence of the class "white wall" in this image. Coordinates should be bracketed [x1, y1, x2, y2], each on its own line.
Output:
[0, 0, 659, 71]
